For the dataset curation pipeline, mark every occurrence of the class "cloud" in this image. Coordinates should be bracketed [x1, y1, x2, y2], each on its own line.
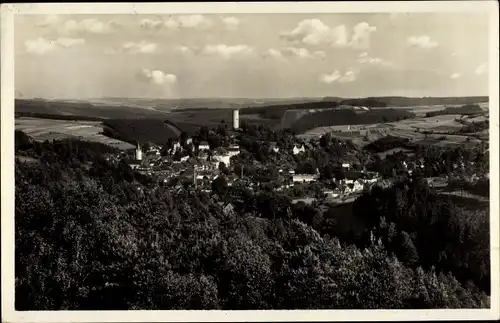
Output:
[450, 73, 461, 79]
[35, 15, 61, 27]
[141, 15, 214, 31]
[280, 47, 326, 59]
[320, 71, 342, 84]
[350, 22, 377, 47]
[320, 70, 357, 84]
[140, 18, 165, 30]
[24, 37, 85, 55]
[177, 14, 213, 29]
[339, 70, 357, 83]
[407, 36, 439, 49]
[36, 16, 118, 34]
[357, 52, 392, 66]
[59, 18, 118, 35]
[475, 63, 487, 75]
[202, 44, 254, 59]
[266, 48, 284, 60]
[55, 37, 86, 48]
[222, 16, 240, 30]
[175, 45, 197, 55]
[282, 19, 376, 48]
[138, 69, 177, 85]
[122, 41, 159, 54]
[282, 19, 347, 46]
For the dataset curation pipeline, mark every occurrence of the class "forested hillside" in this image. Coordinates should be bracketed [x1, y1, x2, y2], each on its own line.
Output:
[291, 109, 415, 134]
[15, 131, 490, 310]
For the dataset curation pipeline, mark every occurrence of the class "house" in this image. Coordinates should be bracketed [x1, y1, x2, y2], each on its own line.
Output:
[293, 144, 306, 155]
[292, 197, 317, 205]
[343, 178, 354, 185]
[211, 153, 232, 168]
[198, 141, 210, 151]
[353, 180, 365, 192]
[344, 171, 364, 183]
[186, 157, 202, 169]
[344, 183, 355, 194]
[198, 150, 209, 161]
[227, 145, 240, 157]
[269, 142, 280, 153]
[223, 203, 235, 216]
[323, 189, 340, 199]
[293, 174, 318, 183]
[127, 160, 142, 170]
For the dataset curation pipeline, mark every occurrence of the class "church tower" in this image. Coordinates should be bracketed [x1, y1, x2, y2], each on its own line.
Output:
[136, 142, 143, 161]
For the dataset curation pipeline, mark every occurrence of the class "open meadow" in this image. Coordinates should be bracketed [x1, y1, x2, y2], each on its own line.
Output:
[15, 117, 135, 150]
[298, 109, 485, 150]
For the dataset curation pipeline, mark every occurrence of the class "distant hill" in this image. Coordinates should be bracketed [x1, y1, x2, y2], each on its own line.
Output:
[15, 99, 169, 120]
[343, 96, 489, 107]
[425, 104, 485, 117]
[15, 96, 488, 127]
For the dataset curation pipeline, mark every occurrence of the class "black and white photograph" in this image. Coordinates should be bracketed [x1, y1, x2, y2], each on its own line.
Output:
[1, 1, 499, 322]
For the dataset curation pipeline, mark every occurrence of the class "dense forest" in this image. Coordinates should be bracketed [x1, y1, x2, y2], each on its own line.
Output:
[349, 96, 488, 107]
[15, 112, 105, 122]
[102, 119, 182, 145]
[290, 109, 415, 134]
[240, 101, 343, 119]
[425, 104, 484, 117]
[15, 129, 490, 310]
[364, 136, 413, 153]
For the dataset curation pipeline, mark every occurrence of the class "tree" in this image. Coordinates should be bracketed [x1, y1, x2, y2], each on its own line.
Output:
[218, 162, 229, 175]
[398, 231, 419, 266]
[212, 175, 228, 196]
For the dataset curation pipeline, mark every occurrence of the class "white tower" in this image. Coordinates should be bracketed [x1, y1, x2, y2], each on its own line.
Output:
[232, 109, 240, 130]
[136, 143, 142, 161]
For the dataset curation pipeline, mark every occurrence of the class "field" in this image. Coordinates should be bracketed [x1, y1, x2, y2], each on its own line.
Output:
[15, 118, 135, 150]
[15, 97, 489, 148]
[165, 109, 278, 134]
[298, 109, 485, 149]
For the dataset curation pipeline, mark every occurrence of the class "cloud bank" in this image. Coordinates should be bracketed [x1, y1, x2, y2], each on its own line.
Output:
[202, 44, 254, 59]
[407, 35, 439, 49]
[24, 37, 85, 54]
[266, 47, 326, 60]
[320, 70, 357, 84]
[138, 69, 177, 85]
[282, 19, 376, 48]
[122, 41, 159, 54]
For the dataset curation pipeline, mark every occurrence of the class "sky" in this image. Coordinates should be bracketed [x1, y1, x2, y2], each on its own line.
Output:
[14, 13, 490, 99]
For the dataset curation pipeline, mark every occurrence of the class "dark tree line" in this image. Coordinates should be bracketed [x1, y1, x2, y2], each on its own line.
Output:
[364, 136, 412, 153]
[425, 104, 484, 117]
[353, 178, 490, 293]
[240, 101, 342, 119]
[102, 119, 181, 146]
[291, 109, 415, 134]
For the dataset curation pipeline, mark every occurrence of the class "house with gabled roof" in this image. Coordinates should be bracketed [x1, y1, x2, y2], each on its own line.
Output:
[198, 141, 210, 151]
[223, 203, 235, 216]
